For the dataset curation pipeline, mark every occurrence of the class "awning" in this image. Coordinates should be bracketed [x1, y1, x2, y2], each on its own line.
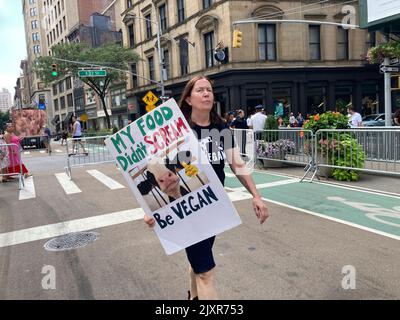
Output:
[51, 115, 60, 126]
[63, 112, 73, 124]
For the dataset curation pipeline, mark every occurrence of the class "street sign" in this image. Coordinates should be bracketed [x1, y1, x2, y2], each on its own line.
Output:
[142, 90, 159, 106]
[146, 104, 156, 113]
[380, 65, 400, 73]
[390, 58, 400, 65]
[78, 69, 107, 77]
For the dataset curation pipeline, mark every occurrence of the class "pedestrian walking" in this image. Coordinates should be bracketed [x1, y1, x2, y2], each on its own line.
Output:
[43, 125, 52, 154]
[3, 123, 31, 179]
[143, 76, 269, 300]
[70, 116, 88, 156]
[231, 109, 249, 157]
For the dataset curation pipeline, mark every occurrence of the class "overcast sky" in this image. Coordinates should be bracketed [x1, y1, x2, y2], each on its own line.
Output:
[0, 0, 27, 99]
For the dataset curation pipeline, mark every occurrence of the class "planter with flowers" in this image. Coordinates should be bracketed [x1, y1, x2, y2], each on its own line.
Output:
[256, 139, 295, 167]
[366, 42, 400, 64]
[303, 111, 366, 181]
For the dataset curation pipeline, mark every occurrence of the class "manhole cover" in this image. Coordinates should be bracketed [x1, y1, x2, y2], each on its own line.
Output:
[44, 232, 99, 251]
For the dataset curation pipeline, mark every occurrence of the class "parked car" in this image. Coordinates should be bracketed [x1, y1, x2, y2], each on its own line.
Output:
[362, 113, 394, 126]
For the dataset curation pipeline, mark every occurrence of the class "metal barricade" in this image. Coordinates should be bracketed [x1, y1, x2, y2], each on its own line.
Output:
[313, 128, 400, 181]
[231, 128, 254, 166]
[0, 142, 25, 189]
[254, 129, 314, 169]
[66, 135, 113, 179]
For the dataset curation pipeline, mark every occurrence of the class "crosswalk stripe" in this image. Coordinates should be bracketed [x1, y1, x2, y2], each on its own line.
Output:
[39, 150, 46, 154]
[55, 149, 62, 153]
[0, 208, 145, 248]
[87, 169, 125, 190]
[233, 179, 299, 192]
[55, 172, 82, 194]
[228, 190, 253, 202]
[24, 151, 30, 155]
[19, 176, 36, 200]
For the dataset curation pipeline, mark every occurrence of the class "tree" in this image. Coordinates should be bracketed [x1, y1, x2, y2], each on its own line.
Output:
[34, 43, 140, 129]
[0, 110, 10, 132]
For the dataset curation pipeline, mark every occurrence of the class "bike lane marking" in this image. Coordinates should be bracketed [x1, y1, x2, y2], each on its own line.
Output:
[224, 170, 400, 240]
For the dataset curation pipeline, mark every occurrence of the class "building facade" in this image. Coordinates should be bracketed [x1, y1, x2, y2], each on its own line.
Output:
[121, 0, 384, 119]
[0, 89, 12, 113]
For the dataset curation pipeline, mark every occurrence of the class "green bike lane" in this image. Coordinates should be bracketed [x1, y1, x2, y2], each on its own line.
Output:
[224, 169, 400, 240]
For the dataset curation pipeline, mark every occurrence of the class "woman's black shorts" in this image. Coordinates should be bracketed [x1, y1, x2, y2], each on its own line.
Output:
[185, 236, 216, 274]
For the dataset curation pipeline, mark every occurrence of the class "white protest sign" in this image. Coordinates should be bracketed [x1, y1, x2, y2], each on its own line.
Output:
[105, 98, 242, 255]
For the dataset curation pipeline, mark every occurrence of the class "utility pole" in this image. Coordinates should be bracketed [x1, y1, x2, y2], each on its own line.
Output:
[383, 34, 392, 127]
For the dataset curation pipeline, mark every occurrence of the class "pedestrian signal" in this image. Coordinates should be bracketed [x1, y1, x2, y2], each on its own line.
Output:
[232, 29, 243, 48]
[51, 63, 58, 77]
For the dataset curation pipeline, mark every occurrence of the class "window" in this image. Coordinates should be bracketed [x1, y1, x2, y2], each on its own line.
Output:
[126, 0, 132, 8]
[54, 99, 59, 111]
[30, 8, 37, 16]
[60, 21, 63, 34]
[67, 94, 73, 107]
[52, 84, 57, 95]
[59, 80, 64, 93]
[159, 4, 167, 32]
[32, 33, 40, 42]
[258, 24, 276, 61]
[111, 88, 127, 108]
[203, 0, 212, 9]
[131, 63, 138, 88]
[66, 77, 72, 90]
[204, 31, 214, 68]
[337, 27, 349, 60]
[128, 24, 134, 47]
[63, 17, 66, 30]
[29, 0, 36, 4]
[57, 1, 60, 15]
[309, 25, 321, 60]
[148, 56, 155, 81]
[60, 96, 65, 109]
[179, 38, 189, 75]
[145, 14, 152, 39]
[366, 31, 376, 49]
[162, 49, 170, 81]
[177, 0, 185, 23]
[31, 20, 38, 29]
[33, 45, 41, 54]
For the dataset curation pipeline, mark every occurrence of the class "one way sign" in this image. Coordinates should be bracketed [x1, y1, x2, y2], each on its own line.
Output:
[380, 65, 400, 73]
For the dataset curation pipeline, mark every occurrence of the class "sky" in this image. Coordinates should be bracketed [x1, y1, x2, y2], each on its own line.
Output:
[0, 0, 27, 99]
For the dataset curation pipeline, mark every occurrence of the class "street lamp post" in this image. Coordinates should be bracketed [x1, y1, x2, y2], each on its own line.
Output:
[124, 13, 166, 102]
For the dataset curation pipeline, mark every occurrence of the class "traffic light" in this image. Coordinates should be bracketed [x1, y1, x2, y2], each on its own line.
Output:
[51, 63, 58, 77]
[232, 29, 243, 48]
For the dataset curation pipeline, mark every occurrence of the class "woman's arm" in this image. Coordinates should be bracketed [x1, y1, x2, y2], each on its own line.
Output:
[226, 146, 268, 224]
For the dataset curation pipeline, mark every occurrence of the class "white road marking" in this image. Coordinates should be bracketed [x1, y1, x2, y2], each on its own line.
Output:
[24, 151, 30, 155]
[55, 172, 82, 194]
[55, 149, 62, 153]
[260, 196, 400, 241]
[19, 176, 36, 200]
[0, 208, 145, 248]
[39, 150, 45, 154]
[87, 169, 125, 190]
[225, 172, 235, 178]
[233, 178, 299, 192]
[228, 190, 253, 202]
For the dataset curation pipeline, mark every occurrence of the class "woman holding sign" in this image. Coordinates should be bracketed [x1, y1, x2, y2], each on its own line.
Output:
[144, 76, 268, 300]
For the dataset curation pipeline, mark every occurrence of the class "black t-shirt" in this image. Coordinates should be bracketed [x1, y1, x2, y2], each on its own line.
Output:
[192, 122, 235, 185]
[231, 117, 249, 129]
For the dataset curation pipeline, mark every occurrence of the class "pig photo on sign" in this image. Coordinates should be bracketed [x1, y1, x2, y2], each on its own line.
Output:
[132, 150, 209, 211]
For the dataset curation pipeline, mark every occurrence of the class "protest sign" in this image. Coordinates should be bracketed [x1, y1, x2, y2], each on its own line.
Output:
[105, 98, 242, 255]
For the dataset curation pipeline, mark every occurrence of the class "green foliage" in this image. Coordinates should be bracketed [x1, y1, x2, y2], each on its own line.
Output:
[303, 111, 349, 135]
[263, 115, 279, 141]
[112, 125, 119, 134]
[0, 111, 10, 132]
[330, 133, 366, 182]
[33, 43, 140, 129]
[367, 42, 400, 64]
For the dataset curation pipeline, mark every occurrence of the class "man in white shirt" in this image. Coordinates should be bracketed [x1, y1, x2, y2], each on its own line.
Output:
[347, 106, 362, 127]
[248, 105, 267, 132]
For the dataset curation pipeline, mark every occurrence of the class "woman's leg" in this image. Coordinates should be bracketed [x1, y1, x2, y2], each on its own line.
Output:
[195, 268, 218, 300]
[189, 266, 198, 300]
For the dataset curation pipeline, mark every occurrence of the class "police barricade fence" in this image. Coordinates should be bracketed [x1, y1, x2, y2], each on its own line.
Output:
[66, 135, 113, 179]
[253, 129, 314, 169]
[0, 142, 25, 189]
[313, 128, 400, 181]
[230, 128, 255, 167]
